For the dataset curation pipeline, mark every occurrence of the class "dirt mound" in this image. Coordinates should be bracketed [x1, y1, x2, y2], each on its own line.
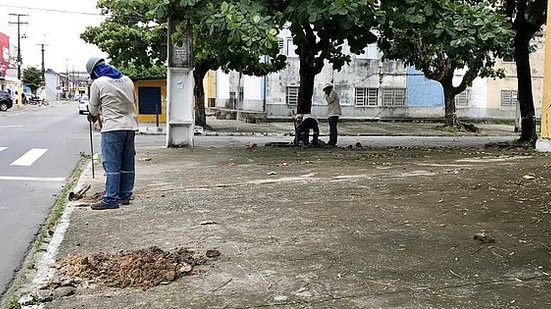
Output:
[54, 246, 213, 289]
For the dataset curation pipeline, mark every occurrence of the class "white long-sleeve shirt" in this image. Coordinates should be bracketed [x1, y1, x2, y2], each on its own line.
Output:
[89, 75, 139, 132]
[325, 90, 342, 117]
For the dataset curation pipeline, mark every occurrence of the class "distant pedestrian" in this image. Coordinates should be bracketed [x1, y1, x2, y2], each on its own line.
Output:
[323, 83, 341, 146]
[296, 114, 320, 147]
[86, 57, 139, 210]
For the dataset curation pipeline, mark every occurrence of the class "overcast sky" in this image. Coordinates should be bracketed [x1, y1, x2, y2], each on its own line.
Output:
[0, 0, 107, 73]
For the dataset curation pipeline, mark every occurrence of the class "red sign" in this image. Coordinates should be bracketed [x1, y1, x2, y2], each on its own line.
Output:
[0, 32, 10, 78]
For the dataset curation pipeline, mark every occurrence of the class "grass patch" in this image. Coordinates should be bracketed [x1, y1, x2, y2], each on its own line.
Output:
[33, 165, 83, 251]
[4, 294, 21, 309]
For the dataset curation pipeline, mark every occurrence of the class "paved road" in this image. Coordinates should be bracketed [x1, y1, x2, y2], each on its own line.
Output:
[0, 102, 93, 296]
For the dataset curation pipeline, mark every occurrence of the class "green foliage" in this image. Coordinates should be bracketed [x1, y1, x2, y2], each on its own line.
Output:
[155, 0, 287, 75]
[379, 0, 513, 86]
[5, 294, 21, 309]
[277, 0, 378, 71]
[83, 0, 286, 79]
[22, 67, 42, 93]
[118, 64, 167, 79]
[81, 0, 167, 77]
[378, 0, 514, 125]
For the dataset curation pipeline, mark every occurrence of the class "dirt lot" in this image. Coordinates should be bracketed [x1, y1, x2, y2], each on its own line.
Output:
[43, 144, 551, 308]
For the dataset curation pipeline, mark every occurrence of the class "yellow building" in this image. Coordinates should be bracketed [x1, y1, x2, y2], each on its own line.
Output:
[134, 72, 216, 123]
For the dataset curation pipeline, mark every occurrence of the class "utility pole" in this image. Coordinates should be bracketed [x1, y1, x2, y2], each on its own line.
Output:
[72, 66, 75, 96]
[65, 58, 70, 99]
[37, 43, 48, 83]
[8, 13, 29, 81]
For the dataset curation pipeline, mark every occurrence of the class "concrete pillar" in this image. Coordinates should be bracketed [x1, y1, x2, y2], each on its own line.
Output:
[166, 18, 194, 147]
[536, 0, 551, 151]
[166, 68, 194, 147]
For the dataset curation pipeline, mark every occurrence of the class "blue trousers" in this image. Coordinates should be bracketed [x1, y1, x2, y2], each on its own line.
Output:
[101, 130, 135, 205]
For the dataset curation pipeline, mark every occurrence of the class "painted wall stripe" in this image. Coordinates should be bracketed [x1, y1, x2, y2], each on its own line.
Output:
[10, 148, 48, 166]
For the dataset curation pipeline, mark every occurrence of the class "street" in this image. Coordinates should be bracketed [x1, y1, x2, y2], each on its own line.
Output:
[0, 102, 93, 296]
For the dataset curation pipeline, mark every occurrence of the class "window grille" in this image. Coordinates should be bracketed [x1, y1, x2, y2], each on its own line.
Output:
[355, 88, 378, 106]
[455, 89, 470, 108]
[500, 90, 518, 107]
[381, 88, 406, 107]
[277, 38, 284, 50]
[286, 86, 299, 105]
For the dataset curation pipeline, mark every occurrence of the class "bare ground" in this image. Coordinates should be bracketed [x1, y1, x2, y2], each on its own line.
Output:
[42, 145, 551, 308]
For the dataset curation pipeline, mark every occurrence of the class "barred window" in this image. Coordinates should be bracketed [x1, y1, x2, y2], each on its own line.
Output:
[381, 88, 406, 107]
[500, 90, 518, 107]
[286, 86, 299, 105]
[277, 38, 284, 50]
[455, 89, 470, 108]
[286, 38, 297, 57]
[355, 88, 378, 106]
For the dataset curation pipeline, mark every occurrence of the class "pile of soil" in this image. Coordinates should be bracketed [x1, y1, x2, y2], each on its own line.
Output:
[54, 246, 210, 289]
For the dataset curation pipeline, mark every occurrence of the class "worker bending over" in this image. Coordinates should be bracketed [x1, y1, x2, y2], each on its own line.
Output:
[296, 114, 319, 147]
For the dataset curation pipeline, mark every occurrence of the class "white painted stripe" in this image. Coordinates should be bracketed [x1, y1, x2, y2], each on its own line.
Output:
[0, 176, 65, 182]
[10, 148, 48, 166]
[0, 125, 23, 128]
[0, 147, 7, 152]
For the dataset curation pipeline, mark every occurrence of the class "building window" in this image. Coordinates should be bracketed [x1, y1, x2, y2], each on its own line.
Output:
[286, 38, 297, 57]
[355, 88, 378, 106]
[500, 90, 518, 107]
[286, 86, 299, 105]
[455, 89, 471, 108]
[278, 38, 284, 50]
[381, 88, 406, 107]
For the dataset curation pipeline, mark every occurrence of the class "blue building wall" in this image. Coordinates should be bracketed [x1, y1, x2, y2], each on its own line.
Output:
[406, 67, 443, 107]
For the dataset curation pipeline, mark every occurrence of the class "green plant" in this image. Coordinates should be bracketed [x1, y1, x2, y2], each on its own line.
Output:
[33, 167, 82, 250]
[4, 294, 21, 309]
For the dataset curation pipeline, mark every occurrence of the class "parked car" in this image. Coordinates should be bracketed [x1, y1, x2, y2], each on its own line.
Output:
[78, 95, 90, 114]
[0, 90, 14, 112]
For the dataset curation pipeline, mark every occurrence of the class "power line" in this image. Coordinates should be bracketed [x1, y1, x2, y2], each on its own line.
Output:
[0, 4, 104, 16]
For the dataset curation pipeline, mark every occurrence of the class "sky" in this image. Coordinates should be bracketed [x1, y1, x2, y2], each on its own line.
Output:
[0, 0, 107, 74]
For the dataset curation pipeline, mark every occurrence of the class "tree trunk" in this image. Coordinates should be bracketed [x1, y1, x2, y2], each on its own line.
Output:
[296, 65, 316, 114]
[193, 65, 209, 128]
[514, 32, 537, 144]
[441, 79, 458, 126]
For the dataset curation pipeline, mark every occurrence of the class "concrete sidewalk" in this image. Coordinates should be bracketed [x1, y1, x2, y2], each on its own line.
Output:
[139, 117, 519, 137]
[10, 137, 551, 308]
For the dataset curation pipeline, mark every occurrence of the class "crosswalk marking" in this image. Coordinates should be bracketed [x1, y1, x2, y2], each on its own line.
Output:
[10, 148, 48, 167]
[0, 176, 65, 182]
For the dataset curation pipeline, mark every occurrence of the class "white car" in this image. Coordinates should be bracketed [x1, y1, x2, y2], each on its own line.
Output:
[78, 95, 90, 114]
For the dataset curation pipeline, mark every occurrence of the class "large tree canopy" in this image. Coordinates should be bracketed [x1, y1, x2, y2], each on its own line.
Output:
[81, 0, 167, 79]
[83, 0, 286, 127]
[378, 0, 514, 128]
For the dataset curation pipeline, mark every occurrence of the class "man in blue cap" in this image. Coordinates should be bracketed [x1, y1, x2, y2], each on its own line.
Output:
[86, 57, 139, 210]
